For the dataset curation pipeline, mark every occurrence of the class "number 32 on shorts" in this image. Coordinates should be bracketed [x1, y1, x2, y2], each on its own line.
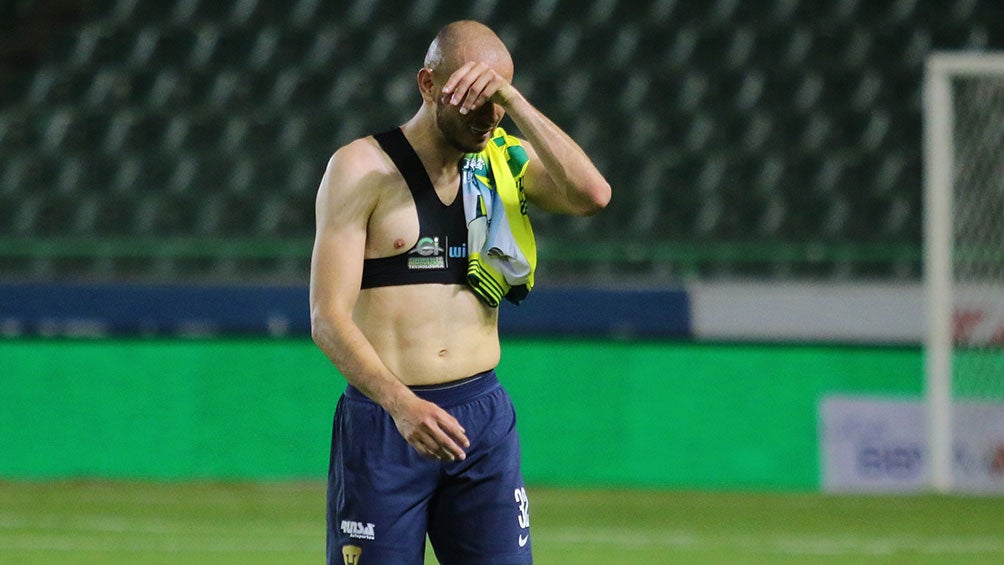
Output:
[514, 486, 530, 540]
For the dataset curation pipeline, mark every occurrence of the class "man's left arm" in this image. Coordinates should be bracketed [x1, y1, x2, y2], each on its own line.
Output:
[505, 91, 612, 216]
[443, 62, 611, 216]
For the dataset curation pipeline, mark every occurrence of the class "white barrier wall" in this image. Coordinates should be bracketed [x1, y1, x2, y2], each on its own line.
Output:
[690, 282, 926, 344]
[690, 282, 1004, 345]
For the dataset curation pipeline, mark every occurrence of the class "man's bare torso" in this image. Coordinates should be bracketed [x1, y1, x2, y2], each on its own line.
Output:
[353, 136, 501, 386]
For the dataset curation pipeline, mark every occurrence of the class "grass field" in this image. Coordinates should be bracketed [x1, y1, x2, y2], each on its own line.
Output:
[2, 481, 1004, 564]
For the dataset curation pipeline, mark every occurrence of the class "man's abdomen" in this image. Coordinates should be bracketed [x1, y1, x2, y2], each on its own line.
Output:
[355, 284, 500, 385]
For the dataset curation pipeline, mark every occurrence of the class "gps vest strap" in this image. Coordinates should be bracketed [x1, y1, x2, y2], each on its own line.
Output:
[359, 128, 468, 289]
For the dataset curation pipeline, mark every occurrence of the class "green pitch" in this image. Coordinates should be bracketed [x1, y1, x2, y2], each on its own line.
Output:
[2, 481, 1003, 564]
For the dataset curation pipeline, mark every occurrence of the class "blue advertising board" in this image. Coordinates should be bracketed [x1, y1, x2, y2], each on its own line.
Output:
[0, 284, 691, 338]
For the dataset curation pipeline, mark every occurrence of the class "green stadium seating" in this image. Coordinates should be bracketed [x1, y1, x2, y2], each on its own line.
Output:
[2, 0, 1004, 281]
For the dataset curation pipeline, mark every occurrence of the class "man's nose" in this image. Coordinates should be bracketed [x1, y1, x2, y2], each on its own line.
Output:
[473, 102, 500, 119]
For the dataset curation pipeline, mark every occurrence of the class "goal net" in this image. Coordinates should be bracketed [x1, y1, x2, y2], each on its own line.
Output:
[924, 52, 1004, 493]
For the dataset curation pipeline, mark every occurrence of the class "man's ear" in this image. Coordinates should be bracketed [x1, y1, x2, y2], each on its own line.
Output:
[417, 68, 436, 102]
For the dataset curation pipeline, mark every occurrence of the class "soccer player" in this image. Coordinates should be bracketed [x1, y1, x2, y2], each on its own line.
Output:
[309, 20, 610, 564]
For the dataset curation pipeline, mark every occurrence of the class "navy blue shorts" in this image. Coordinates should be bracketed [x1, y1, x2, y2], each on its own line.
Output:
[327, 370, 532, 565]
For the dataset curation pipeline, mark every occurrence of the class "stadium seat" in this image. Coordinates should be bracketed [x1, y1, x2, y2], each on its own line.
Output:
[183, 154, 225, 196]
[269, 68, 334, 109]
[192, 25, 251, 68]
[106, 0, 174, 26]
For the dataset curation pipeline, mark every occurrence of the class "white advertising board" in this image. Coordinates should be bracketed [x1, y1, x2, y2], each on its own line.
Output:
[820, 396, 1004, 493]
[820, 396, 927, 492]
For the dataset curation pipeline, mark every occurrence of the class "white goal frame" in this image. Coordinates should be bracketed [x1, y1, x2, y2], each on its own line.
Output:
[923, 52, 1004, 493]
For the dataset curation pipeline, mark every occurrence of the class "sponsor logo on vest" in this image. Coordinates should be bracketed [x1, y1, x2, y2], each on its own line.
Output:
[342, 544, 362, 564]
[409, 237, 443, 257]
[407, 236, 460, 270]
[341, 520, 376, 540]
[408, 236, 445, 269]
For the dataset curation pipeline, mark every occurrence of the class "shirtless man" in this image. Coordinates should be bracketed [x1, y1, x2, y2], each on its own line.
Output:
[310, 20, 610, 564]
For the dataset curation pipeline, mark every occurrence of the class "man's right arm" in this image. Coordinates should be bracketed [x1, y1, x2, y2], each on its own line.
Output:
[309, 141, 469, 462]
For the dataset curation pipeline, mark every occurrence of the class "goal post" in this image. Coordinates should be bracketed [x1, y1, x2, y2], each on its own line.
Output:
[923, 52, 1004, 494]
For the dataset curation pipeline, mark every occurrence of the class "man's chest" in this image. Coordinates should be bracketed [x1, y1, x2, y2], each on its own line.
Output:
[365, 177, 464, 258]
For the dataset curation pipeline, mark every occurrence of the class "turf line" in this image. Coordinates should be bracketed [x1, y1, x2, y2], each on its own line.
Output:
[543, 527, 1004, 557]
[3, 516, 1003, 558]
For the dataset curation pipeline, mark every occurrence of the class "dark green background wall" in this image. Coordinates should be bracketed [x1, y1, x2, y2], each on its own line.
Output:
[0, 339, 923, 489]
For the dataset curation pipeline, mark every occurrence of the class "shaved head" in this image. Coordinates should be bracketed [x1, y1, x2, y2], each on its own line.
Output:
[416, 21, 514, 153]
[424, 20, 513, 82]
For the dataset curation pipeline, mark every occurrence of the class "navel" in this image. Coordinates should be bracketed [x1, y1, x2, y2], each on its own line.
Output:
[438, 348, 448, 357]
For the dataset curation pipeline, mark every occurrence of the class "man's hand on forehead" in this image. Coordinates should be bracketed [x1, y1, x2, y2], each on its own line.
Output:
[441, 61, 516, 115]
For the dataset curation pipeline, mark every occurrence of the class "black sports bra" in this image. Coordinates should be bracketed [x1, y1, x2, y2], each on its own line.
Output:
[360, 128, 468, 289]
